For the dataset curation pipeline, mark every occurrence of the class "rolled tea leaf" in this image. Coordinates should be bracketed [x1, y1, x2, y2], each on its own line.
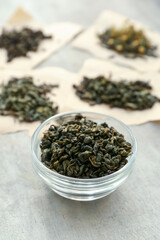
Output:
[0, 77, 58, 122]
[73, 76, 159, 110]
[98, 23, 157, 58]
[0, 27, 52, 62]
[40, 114, 132, 178]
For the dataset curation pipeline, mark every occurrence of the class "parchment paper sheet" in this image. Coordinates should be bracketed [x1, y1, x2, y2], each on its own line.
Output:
[0, 7, 83, 70]
[1, 59, 160, 135]
[63, 58, 160, 125]
[72, 10, 160, 72]
[0, 67, 77, 135]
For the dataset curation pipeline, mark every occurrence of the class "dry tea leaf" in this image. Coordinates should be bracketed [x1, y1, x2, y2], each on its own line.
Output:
[98, 23, 157, 58]
[0, 77, 58, 122]
[73, 76, 159, 110]
[0, 27, 52, 62]
[40, 114, 132, 178]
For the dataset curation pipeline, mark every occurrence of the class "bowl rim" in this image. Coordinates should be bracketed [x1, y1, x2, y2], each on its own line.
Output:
[31, 111, 137, 182]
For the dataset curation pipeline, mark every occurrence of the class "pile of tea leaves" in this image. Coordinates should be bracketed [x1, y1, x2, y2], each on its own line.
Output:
[98, 23, 157, 58]
[0, 77, 58, 122]
[0, 27, 52, 62]
[73, 76, 159, 110]
[40, 114, 132, 178]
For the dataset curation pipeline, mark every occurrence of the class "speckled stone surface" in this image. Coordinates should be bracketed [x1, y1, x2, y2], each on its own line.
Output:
[0, 0, 160, 239]
[1, 122, 160, 240]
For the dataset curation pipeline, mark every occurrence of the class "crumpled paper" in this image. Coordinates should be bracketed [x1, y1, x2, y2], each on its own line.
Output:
[72, 10, 160, 72]
[0, 7, 83, 70]
[63, 58, 160, 125]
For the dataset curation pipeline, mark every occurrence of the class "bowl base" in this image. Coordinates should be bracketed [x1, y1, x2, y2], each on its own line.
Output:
[52, 188, 116, 201]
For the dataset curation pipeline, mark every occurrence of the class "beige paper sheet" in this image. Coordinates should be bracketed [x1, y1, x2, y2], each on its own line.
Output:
[0, 67, 77, 135]
[72, 10, 160, 72]
[0, 7, 83, 70]
[1, 60, 160, 135]
[63, 58, 160, 125]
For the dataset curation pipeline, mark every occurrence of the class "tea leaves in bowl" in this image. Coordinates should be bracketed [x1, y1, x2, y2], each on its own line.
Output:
[40, 114, 132, 178]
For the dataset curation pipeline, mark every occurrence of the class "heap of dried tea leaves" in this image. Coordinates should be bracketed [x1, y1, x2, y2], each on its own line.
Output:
[0, 27, 52, 62]
[98, 23, 157, 58]
[73, 76, 159, 110]
[0, 77, 58, 122]
[40, 114, 132, 178]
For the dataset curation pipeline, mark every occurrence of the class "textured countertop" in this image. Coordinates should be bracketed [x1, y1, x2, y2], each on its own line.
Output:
[1, 0, 160, 239]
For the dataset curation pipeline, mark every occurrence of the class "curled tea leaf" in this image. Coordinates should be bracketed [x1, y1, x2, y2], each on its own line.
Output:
[40, 115, 132, 178]
[0, 27, 52, 62]
[0, 77, 58, 122]
[73, 76, 159, 110]
[98, 23, 157, 58]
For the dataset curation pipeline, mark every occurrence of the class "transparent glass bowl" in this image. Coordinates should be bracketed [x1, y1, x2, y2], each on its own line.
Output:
[31, 111, 137, 201]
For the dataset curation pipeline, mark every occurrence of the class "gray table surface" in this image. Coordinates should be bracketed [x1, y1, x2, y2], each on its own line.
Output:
[0, 0, 160, 239]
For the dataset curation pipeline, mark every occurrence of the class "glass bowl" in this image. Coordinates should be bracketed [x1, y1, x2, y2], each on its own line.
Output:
[31, 111, 137, 201]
